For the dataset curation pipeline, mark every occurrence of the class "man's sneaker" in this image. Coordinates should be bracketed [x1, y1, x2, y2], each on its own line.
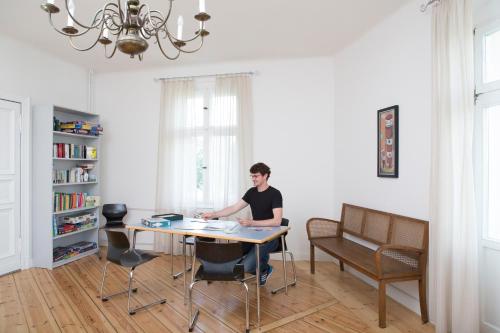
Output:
[259, 265, 273, 286]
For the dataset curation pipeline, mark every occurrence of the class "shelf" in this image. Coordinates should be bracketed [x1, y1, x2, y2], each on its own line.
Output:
[52, 248, 99, 268]
[53, 158, 98, 161]
[53, 225, 98, 240]
[53, 131, 101, 139]
[53, 206, 100, 215]
[53, 181, 98, 187]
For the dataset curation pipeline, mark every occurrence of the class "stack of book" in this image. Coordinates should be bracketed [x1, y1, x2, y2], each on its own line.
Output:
[53, 241, 97, 262]
[53, 192, 100, 212]
[52, 212, 98, 236]
[53, 143, 97, 159]
[54, 120, 103, 136]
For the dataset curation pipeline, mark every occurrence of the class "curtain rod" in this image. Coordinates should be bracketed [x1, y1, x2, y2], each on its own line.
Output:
[154, 71, 256, 82]
[420, 0, 440, 12]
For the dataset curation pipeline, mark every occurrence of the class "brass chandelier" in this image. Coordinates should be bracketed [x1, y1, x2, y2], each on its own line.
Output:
[40, 0, 211, 60]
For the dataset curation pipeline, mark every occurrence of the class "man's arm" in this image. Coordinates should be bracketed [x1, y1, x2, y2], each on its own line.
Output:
[238, 207, 283, 227]
[201, 199, 248, 220]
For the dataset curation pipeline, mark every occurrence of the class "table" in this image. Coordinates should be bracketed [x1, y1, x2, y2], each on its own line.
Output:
[126, 218, 290, 328]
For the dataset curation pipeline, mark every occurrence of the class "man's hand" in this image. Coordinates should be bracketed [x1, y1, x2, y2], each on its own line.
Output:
[237, 218, 253, 227]
[201, 212, 217, 220]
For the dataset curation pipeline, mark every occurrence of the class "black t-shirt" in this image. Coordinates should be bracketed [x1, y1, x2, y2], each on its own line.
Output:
[242, 186, 283, 220]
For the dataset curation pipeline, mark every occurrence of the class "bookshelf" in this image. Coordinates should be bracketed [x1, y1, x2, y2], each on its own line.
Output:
[33, 105, 101, 269]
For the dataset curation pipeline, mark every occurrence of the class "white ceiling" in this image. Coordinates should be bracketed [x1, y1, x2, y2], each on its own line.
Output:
[2, 0, 412, 72]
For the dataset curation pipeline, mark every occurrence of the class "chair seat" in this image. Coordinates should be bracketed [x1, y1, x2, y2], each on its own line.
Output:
[119, 249, 158, 268]
[312, 237, 416, 278]
[194, 263, 245, 282]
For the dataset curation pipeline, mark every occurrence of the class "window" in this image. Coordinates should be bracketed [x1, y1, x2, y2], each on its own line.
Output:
[192, 79, 240, 208]
[475, 20, 500, 241]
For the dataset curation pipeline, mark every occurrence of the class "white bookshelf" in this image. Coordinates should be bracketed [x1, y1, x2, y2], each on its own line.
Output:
[33, 105, 101, 269]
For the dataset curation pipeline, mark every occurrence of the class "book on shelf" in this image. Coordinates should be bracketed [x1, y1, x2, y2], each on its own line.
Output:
[53, 241, 97, 263]
[53, 143, 97, 159]
[53, 192, 100, 212]
[53, 212, 98, 236]
[53, 118, 103, 136]
[53, 167, 96, 184]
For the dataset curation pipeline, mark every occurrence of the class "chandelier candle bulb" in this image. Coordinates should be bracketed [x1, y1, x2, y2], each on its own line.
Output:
[177, 15, 184, 40]
[199, 0, 206, 13]
[67, 0, 75, 27]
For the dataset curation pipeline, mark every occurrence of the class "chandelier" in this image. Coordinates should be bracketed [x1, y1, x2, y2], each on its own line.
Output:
[40, 0, 211, 60]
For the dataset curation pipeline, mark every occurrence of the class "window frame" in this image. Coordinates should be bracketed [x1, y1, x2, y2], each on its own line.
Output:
[475, 18, 500, 95]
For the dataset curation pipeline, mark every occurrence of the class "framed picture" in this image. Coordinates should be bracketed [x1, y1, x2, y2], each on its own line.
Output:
[377, 105, 399, 178]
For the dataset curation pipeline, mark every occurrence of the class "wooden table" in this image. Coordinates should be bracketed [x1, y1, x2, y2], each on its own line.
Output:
[126, 218, 290, 328]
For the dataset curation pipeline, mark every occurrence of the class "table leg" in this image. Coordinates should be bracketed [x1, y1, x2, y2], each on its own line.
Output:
[281, 235, 288, 295]
[132, 230, 137, 249]
[170, 234, 174, 277]
[191, 237, 196, 283]
[183, 236, 187, 305]
[256, 244, 260, 327]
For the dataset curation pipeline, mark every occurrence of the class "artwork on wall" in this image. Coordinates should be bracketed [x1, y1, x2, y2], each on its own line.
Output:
[377, 105, 399, 178]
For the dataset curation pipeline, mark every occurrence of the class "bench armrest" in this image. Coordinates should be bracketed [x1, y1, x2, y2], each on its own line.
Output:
[306, 218, 341, 240]
[374, 245, 424, 278]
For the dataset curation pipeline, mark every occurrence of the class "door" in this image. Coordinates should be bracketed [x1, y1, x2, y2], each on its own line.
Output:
[0, 99, 21, 275]
[475, 18, 500, 333]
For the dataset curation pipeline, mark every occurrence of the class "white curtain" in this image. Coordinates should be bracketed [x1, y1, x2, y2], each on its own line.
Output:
[154, 79, 199, 253]
[154, 75, 253, 253]
[429, 1, 480, 332]
[208, 75, 253, 214]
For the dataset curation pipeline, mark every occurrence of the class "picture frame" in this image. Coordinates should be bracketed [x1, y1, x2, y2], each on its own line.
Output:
[377, 105, 399, 178]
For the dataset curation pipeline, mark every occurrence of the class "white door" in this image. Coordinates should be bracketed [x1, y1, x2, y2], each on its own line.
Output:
[475, 19, 500, 333]
[0, 99, 21, 275]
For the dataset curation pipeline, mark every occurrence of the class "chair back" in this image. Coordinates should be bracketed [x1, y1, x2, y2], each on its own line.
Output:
[105, 230, 130, 265]
[274, 218, 289, 252]
[102, 204, 127, 226]
[195, 240, 244, 280]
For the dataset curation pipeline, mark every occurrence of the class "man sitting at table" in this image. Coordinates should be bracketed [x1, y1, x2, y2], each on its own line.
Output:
[201, 162, 283, 286]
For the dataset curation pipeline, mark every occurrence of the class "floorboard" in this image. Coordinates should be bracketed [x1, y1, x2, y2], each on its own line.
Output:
[1, 249, 435, 333]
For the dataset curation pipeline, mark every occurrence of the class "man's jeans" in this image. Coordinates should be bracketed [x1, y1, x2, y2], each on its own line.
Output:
[240, 239, 280, 274]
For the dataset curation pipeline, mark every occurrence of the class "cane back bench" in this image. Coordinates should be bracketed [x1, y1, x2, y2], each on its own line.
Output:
[306, 203, 429, 328]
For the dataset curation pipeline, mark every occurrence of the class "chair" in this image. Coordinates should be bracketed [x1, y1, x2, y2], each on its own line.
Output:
[100, 229, 166, 315]
[172, 219, 218, 279]
[271, 218, 297, 294]
[102, 204, 127, 228]
[188, 239, 249, 333]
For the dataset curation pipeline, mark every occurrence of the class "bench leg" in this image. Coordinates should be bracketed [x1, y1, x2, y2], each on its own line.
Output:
[310, 244, 315, 274]
[378, 281, 386, 328]
[339, 260, 344, 271]
[419, 278, 429, 323]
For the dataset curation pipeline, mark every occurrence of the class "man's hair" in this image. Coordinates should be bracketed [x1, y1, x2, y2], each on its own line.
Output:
[250, 162, 271, 180]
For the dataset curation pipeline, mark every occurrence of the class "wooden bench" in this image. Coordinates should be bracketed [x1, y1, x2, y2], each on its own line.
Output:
[306, 203, 429, 328]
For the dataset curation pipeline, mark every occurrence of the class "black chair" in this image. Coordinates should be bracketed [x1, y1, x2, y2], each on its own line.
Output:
[188, 239, 249, 333]
[100, 230, 166, 315]
[271, 218, 297, 294]
[172, 218, 218, 279]
[102, 204, 127, 228]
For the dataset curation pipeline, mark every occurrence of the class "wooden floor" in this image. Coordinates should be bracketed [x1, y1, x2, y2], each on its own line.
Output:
[0, 250, 435, 333]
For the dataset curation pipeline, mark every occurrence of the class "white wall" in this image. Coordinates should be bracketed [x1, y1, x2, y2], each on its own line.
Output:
[0, 34, 89, 111]
[94, 57, 336, 259]
[333, 0, 431, 315]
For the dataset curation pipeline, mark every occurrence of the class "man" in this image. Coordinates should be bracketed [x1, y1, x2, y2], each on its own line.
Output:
[202, 162, 283, 285]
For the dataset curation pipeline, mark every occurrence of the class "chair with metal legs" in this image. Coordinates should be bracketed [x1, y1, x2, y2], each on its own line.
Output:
[271, 218, 297, 294]
[100, 229, 166, 315]
[171, 218, 218, 279]
[188, 239, 250, 333]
